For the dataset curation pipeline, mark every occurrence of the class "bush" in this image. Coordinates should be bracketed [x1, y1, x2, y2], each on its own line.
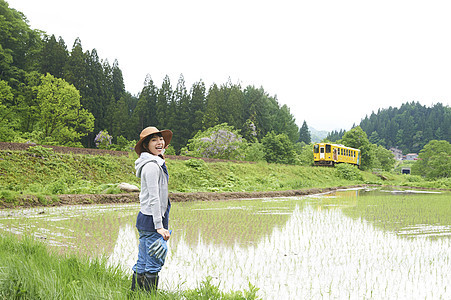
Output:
[94, 130, 113, 149]
[243, 142, 266, 162]
[335, 163, 363, 181]
[261, 132, 297, 165]
[181, 123, 246, 160]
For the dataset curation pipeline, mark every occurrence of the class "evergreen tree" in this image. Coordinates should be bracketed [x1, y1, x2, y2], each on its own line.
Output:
[326, 129, 345, 142]
[298, 120, 311, 144]
[190, 80, 206, 134]
[242, 86, 274, 140]
[63, 38, 87, 94]
[359, 102, 450, 153]
[274, 103, 299, 143]
[40, 35, 68, 78]
[133, 74, 158, 131]
[156, 75, 172, 128]
[111, 59, 125, 102]
[172, 74, 191, 151]
[203, 83, 220, 129]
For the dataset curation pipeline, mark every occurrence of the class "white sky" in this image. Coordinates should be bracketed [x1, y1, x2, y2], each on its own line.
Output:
[6, 0, 451, 132]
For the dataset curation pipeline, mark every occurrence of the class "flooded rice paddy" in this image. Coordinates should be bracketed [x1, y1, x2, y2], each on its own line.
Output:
[0, 188, 450, 299]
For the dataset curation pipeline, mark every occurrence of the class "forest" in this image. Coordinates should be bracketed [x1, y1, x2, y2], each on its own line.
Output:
[1, 0, 450, 174]
[0, 0, 299, 152]
[327, 102, 450, 154]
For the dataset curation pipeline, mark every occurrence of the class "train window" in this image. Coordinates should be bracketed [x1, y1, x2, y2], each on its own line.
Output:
[320, 147, 324, 153]
[314, 145, 319, 153]
[326, 144, 331, 153]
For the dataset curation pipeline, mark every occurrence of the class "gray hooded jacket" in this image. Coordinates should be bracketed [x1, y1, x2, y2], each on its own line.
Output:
[135, 152, 168, 229]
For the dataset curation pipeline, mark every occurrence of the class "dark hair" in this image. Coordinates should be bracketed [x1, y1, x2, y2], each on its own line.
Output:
[142, 133, 163, 152]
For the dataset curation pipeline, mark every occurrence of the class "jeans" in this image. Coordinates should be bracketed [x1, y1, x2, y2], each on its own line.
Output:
[133, 230, 166, 274]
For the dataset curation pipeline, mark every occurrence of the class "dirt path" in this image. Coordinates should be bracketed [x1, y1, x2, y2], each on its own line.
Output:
[1, 186, 367, 209]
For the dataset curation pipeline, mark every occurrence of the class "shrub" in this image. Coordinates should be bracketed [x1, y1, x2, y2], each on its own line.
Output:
[94, 130, 113, 149]
[261, 132, 297, 165]
[181, 123, 246, 160]
[335, 163, 363, 181]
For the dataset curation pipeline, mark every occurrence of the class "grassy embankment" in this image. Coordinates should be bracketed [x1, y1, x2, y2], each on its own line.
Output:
[0, 233, 258, 299]
[0, 146, 449, 207]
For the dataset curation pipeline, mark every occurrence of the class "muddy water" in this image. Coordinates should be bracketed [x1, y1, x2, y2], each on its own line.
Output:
[0, 188, 450, 299]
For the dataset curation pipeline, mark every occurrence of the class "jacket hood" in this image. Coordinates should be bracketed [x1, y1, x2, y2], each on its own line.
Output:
[135, 152, 164, 178]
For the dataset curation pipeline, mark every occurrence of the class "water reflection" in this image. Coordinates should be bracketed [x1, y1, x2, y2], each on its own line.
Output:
[160, 205, 449, 299]
[1, 189, 450, 299]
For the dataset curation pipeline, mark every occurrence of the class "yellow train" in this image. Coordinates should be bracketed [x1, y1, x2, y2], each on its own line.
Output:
[313, 143, 361, 167]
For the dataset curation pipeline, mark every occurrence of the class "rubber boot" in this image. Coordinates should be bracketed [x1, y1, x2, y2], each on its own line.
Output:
[143, 272, 159, 292]
[131, 272, 144, 291]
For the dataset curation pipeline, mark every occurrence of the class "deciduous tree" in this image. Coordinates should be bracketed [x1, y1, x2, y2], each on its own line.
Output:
[37, 74, 94, 145]
[412, 140, 451, 179]
[340, 126, 374, 170]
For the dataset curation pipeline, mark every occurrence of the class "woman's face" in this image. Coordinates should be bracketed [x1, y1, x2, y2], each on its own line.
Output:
[146, 134, 165, 156]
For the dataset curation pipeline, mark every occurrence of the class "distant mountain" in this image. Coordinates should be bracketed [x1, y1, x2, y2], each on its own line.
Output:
[309, 127, 329, 143]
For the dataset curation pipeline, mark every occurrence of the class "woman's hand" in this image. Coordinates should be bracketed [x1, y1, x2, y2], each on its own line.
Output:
[157, 228, 171, 241]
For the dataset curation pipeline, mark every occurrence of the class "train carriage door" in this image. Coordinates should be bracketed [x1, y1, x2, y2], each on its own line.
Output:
[320, 146, 325, 159]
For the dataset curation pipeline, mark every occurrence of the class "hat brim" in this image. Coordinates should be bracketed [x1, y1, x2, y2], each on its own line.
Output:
[135, 129, 173, 155]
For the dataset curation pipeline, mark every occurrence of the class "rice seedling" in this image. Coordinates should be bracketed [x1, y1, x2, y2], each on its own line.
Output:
[0, 188, 449, 299]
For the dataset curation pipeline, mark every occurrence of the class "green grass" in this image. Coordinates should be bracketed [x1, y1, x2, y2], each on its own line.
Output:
[0, 233, 259, 299]
[0, 148, 449, 206]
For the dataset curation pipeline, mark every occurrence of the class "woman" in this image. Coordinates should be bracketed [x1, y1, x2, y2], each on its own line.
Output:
[131, 126, 172, 292]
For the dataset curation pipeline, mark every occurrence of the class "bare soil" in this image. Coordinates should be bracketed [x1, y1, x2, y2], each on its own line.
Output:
[1, 186, 366, 209]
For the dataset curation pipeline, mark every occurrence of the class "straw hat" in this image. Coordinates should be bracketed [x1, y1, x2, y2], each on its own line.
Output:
[134, 126, 173, 155]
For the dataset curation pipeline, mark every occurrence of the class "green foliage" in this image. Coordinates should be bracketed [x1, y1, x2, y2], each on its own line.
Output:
[0, 80, 15, 140]
[372, 144, 396, 172]
[335, 163, 363, 181]
[26, 145, 54, 158]
[182, 123, 246, 160]
[183, 276, 259, 299]
[242, 142, 266, 162]
[295, 142, 314, 166]
[0, 233, 258, 299]
[298, 120, 311, 144]
[411, 140, 451, 179]
[94, 130, 113, 149]
[326, 129, 346, 142]
[164, 144, 176, 155]
[111, 135, 135, 152]
[37, 74, 94, 145]
[360, 102, 450, 153]
[184, 158, 207, 170]
[0, 148, 448, 205]
[340, 126, 374, 170]
[261, 131, 297, 164]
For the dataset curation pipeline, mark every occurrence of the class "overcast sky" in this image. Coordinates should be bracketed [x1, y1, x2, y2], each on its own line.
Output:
[7, 0, 451, 132]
